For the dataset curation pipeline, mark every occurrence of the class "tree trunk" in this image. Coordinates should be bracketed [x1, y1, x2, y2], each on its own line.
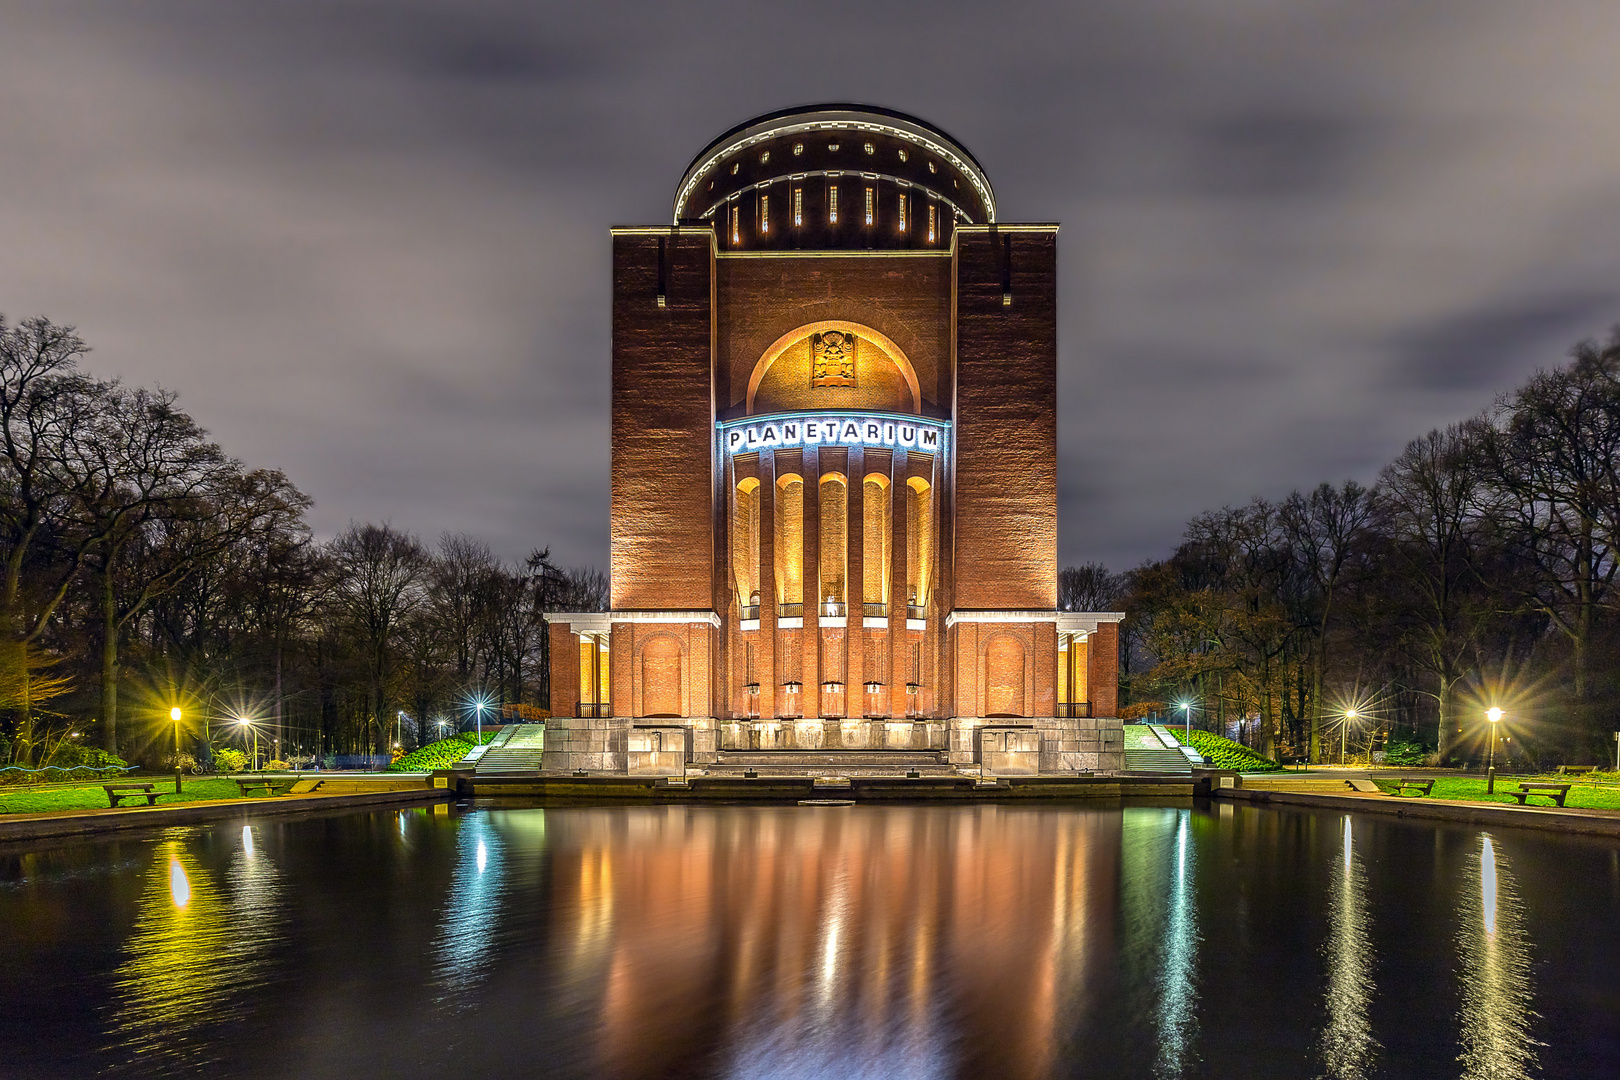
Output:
[100, 569, 120, 755]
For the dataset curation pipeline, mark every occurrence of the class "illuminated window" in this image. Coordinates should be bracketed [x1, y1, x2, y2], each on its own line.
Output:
[864, 187, 874, 225]
[927, 203, 936, 244]
[898, 149, 908, 162]
[828, 184, 838, 224]
[927, 161, 937, 174]
[760, 150, 770, 164]
[898, 194, 907, 232]
[731, 204, 740, 244]
[864, 142, 874, 155]
[793, 187, 803, 226]
[731, 162, 739, 175]
[828, 142, 840, 152]
[759, 194, 769, 234]
[793, 143, 803, 155]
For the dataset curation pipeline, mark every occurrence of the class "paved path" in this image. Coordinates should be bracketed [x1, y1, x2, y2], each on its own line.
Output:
[1220, 785, 1620, 838]
[0, 783, 448, 845]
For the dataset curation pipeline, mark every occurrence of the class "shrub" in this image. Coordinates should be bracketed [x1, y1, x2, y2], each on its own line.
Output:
[1120, 701, 1166, 722]
[265, 759, 290, 771]
[1382, 739, 1426, 767]
[212, 747, 247, 772]
[1181, 729, 1283, 772]
[387, 731, 499, 772]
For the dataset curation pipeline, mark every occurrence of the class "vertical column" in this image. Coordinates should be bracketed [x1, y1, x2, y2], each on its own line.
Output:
[1088, 622, 1119, 716]
[802, 446, 821, 719]
[845, 445, 865, 716]
[758, 449, 778, 720]
[888, 449, 909, 719]
[548, 622, 579, 719]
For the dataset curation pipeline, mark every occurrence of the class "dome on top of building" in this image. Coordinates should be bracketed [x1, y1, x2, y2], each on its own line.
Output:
[673, 104, 995, 252]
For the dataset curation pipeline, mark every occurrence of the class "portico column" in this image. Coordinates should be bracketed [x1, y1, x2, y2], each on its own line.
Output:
[888, 449, 909, 720]
[802, 446, 821, 719]
[845, 445, 864, 718]
[758, 448, 777, 720]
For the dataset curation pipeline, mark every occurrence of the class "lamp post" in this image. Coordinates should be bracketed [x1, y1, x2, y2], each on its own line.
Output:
[170, 707, 183, 793]
[238, 716, 258, 771]
[475, 698, 486, 742]
[1181, 700, 1192, 740]
[1342, 708, 1358, 765]
[1486, 707, 1502, 794]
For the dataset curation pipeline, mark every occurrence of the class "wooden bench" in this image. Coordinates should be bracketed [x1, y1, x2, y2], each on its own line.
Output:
[1558, 765, 1598, 776]
[1510, 782, 1572, 807]
[233, 777, 296, 798]
[1391, 777, 1434, 797]
[103, 782, 162, 807]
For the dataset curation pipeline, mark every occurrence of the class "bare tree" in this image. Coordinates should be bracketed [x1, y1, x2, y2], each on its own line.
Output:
[326, 523, 427, 755]
[1059, 562, 1125, 612]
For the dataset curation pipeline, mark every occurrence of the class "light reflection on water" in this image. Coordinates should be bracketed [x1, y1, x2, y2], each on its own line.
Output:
[1319, 815, 1376, 1080]
[431, 810, 507, 1004]
[108, 826, 282, 1068]
[7, 801, 1612, 1078]
[1457, 834, 1539, 1080]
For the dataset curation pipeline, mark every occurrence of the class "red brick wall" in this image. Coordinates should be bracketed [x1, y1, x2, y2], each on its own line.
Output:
[1088, 622, 1120, 716]
[611, 229, 717, 610]
[548, 621, 579, 718]
[983, 632, 1027, 717]
[952, 227, 1058, 611]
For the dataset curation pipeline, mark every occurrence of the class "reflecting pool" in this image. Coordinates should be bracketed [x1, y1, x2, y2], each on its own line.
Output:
[2, 801, 1617, 1079]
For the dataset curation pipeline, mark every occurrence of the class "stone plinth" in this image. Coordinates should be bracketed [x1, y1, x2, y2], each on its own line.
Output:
[627, 726, 688, 776]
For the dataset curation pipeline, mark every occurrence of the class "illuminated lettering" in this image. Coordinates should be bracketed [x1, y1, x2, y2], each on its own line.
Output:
[721, 415, 948, 456]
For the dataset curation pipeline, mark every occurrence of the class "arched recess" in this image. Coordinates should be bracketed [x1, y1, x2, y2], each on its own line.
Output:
[732, 477, 760, 614]
[983, 633, 1027, 718]
[905, 477, 932, 612]
[775, 473, 804, 609]
[818, 473, 847, 609]
[641, 635, 683, 717]
[862, 473, 891, 610]
[746, 320, 921, 414]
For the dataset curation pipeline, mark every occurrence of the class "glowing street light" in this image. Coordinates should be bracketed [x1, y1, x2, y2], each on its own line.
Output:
[237, 716, 259, 772]
[1341, 708, 1358, 765]
[1178, 699, 1193, 740]
[1486, 707, 1503, 794]
[170, 706, 183, 793]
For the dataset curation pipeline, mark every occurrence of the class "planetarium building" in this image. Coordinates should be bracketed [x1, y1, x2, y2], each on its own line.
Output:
[544, 105, 1123, 776]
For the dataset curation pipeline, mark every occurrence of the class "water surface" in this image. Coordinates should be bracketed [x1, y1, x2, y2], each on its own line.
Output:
[2, 800, 1617, 1079]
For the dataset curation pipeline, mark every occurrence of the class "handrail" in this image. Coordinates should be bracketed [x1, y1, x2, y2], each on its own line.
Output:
[0, 764, 139, 775]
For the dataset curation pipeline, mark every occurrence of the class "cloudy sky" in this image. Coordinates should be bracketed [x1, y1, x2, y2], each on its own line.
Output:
[5, 1, 1620, 573]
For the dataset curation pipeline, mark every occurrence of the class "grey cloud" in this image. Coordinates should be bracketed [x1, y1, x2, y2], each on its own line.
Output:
[4, 0, 1620, 577]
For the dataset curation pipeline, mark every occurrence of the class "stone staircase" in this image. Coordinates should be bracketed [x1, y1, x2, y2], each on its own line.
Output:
[704, 750, 955, 777]
[473, 723, 547, 776]
[1123, 724, 1201, 774]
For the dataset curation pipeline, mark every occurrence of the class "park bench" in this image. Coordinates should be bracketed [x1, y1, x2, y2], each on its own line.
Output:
[1510, 782, 1572, 807]
[103, 782, 162, 808]
[1345, 778, 1382, 793]
[233, 777, 296, 798]
[1557, 765, 1598, 776]
[1391, 777, 1434, 797]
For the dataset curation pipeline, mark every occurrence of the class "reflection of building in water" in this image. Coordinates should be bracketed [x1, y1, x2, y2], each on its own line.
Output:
[1457, 834, 1538, 1080]
[544, 104, 1125, 776]
[532, 806, 1118, 1080]
[1320, 816, 1376, 1080]
[112, 827, 283, 1060]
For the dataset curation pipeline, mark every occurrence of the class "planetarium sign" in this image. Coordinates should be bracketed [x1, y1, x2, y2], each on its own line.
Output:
[720, 412, 949, 456]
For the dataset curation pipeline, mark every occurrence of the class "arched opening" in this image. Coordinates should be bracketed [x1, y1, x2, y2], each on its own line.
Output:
[732, 477, 760, 618]
[775, 473, 803, 614]
[641, 636, 683, 717]
[906, 477, 932, 615]
[746, 321, 922, 415]
[984, 633, 1027, 717]
[818, 473, 847, 615]
[862, 474, 890, 616]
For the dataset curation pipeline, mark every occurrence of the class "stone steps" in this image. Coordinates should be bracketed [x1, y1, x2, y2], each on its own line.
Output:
[474, 723, 547, 776]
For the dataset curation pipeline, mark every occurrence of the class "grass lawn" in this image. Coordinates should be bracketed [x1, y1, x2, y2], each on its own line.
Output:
[0, 776, 253, 816]
[1384, 775, 1620, 811]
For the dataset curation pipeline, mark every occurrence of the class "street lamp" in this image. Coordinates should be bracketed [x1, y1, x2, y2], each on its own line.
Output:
[1486, 707, 1503, 794]
[237, 716, 258, 771]
[1179, 700, 1192, 740]
[170, 707, 183, 793]
[1342, 708, 1358, 766]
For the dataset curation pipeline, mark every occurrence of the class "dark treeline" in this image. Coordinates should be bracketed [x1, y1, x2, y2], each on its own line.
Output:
[1075, 330, 1620, 767]
[1, 316, 605, 768]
